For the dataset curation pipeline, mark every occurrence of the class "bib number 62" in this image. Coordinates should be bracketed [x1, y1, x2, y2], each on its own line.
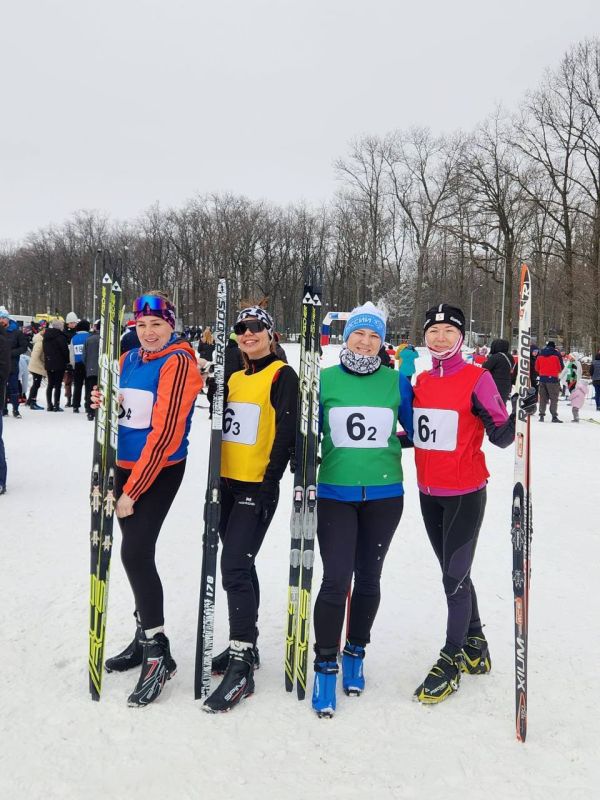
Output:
[346, 412, 377, 442]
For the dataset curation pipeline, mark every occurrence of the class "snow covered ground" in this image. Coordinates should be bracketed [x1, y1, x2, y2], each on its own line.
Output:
[1, 344, 599, 800]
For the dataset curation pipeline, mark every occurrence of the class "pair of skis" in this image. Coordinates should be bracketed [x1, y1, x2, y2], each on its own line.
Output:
[88, 271, 123, 700]
[511, 264, 533, 741]
[285, 282, 322, 700]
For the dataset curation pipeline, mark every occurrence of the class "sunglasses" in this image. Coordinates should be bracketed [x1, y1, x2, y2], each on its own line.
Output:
[133, 295, 171, 314]
[234, 319, 267, 335]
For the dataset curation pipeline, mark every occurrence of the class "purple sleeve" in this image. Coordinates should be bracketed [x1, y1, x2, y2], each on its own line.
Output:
[471, 370, 515, 448]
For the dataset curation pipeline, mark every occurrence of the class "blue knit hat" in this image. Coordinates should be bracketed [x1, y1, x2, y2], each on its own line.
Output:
[343, 302, 386, 343]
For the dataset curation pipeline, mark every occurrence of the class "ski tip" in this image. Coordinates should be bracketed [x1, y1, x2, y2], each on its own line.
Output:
[102, 274, 112, 283]
[112, 281, 122, 293]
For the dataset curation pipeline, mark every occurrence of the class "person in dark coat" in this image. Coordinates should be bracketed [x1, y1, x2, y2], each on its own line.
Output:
[198, 328, 217, 416]
[591, 350, 600, 411]
[0, 311, 28, 417]
[482, 338, 513, 402]
[0, 321, 9, 492]
[43, 320, 70, 411]
[224, 332, 245, 383]
[82, 321, 100, 420]
[121, 321, 141, 354]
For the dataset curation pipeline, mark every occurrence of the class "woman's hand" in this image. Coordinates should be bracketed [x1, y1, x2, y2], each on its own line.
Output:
[116, 492, 135, 519]
[90, 386, 104, 409]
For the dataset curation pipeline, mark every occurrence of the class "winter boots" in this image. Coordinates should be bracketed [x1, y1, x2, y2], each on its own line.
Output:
[312, 658, 339, 718]
[105, 614, 144, 673]
[203, 641, 255, 713]
[414, 648, 464, 704]
[127, 633, 177, 707]
[341, 641, 365, 696]
[461, 634, 492, 675]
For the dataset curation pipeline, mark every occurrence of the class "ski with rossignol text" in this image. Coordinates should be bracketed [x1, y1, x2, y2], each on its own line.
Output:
[512, 263, 533, 741]
[89, 268, 123, 700]
[285, 275, 321, 699]
[194, 277, 227, 699]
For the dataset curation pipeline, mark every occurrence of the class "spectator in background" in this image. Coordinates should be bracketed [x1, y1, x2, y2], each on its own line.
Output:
[27, 325, 47, 410]
[121, 319, 141, 354]
[82, 320, 100, 421]
[590, 350, 600, 411]
[43, 320, 70, 412]
[510, 348, 518, 387]
[71, 320, 91, 414]
[530, 344, 539, 390]
[225, 331, 244, 383]
[0, 308, 28, 418]
[0, 316, 9, 493]
[535, 340, 564, 422]
[396, 343, 419, 383]
[63, 311, 79, 407]
[482, 339, 513, 403]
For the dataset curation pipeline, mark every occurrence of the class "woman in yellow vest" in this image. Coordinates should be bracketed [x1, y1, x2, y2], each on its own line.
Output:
[203, 305, 298, 713]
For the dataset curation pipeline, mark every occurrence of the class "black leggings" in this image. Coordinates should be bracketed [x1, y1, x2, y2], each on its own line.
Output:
[115, 460, 185, 630]
[46, 370, 63, 408]
[219, 478, 278, 643]
[27, 373, 43, 403]
[419, 488, 487, 650]
[314, 496, 404, 652]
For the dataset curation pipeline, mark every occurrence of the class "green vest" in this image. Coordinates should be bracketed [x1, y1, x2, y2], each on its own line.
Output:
[318, 365, 403, 487]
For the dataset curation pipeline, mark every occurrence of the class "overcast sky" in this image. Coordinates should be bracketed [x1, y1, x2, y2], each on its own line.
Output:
[1, 0, 599, 242]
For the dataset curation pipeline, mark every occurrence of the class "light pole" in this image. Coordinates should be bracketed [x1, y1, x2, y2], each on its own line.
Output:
[92, 248, 102, 322]
[499, 257, 507, 339]
[66, 280, 74, 313]
[469, 286, 482, 348]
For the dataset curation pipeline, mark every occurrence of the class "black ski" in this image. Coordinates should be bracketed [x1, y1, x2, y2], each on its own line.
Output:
[194, 278, 227, 699]
[285, 278, 321, 699]
[512, 264, 533, 741]
[89, 271, 123, 700]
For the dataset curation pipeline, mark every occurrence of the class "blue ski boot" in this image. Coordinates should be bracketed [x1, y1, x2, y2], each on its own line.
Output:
[342, 641, 365, 696]
[312, 658, 338, 718]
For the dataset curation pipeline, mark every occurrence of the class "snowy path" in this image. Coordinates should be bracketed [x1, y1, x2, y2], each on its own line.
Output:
[1, 346, 599, 799]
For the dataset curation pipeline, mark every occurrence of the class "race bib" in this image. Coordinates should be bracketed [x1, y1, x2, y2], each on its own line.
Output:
[222, 402, 260, 445]
[329, 406, 393, 448]
[118, 388, 154, 429]
[73, 344, 84, 356]
[413, 408, 458, 451]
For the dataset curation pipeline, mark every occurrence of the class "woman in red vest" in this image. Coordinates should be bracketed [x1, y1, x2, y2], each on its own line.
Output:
[412, 304, 535, 704]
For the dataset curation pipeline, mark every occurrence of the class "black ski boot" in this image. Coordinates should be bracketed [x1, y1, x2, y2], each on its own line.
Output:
[203, 642, 255, 713]
[212, 628, 260, 675]
[414, 647, 464, 704]
[105, 614, 144, 673]
[461, 634, 492, 675]
[127, 633, 177, 707]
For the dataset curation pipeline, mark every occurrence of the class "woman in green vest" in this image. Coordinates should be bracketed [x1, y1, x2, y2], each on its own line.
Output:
[203, 305, 298, 714]
[312, 302, 414, 717]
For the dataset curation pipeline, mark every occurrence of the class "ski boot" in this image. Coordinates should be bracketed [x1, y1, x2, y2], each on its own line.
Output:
[414, 648, 464, 704]
[105, 614, 144, 673]
[127, 633, 177, 707]
[461, 634, 492, 675]
[551, 416, 563, 423]
[312, 653, 338, 718]
[538, 415, 544, 422]
[203, 641, 255, 713]
[342, 641, 365, 696]
[212, 628, 260, 675]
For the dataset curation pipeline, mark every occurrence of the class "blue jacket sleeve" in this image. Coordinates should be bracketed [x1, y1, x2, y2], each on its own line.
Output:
[398, 373, 414, 440]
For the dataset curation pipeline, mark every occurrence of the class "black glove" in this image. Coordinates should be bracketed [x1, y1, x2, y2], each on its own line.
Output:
[254, 481, 279, 523]
[511, 388, 537, 417]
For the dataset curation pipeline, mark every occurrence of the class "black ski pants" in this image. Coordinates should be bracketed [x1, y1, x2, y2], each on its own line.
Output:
[27, 373, 43, 404]
[314, 495, 404, 652]
[115, 460, 185, 630]
[419, 488, 486, 651]
[219, 477, 278, 643]
[72, 362, 86, 409]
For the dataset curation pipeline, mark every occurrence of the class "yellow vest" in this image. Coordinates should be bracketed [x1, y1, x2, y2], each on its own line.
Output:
[220, 360, 284, 482]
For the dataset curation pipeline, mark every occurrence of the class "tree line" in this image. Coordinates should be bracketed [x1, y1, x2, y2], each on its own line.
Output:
[1, 39, 599, 352]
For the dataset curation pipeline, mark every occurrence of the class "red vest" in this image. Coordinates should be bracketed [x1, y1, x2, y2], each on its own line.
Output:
[413, 365, 489, 491]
